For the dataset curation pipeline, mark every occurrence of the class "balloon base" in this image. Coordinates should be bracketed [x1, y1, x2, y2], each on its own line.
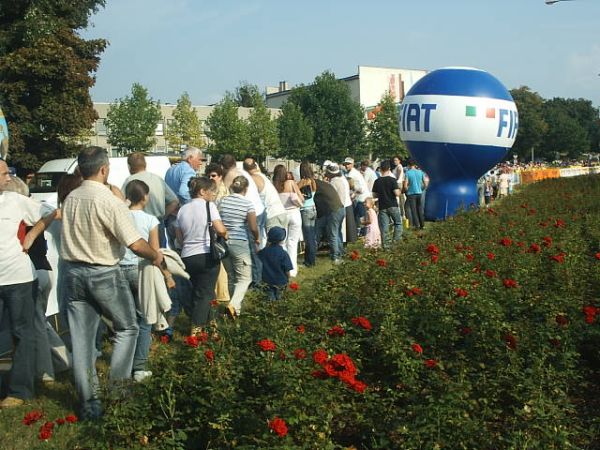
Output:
[424, 180, 479, 221]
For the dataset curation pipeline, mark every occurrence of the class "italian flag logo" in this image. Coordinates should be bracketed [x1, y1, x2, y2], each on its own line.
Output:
[465, 106, 496, 119]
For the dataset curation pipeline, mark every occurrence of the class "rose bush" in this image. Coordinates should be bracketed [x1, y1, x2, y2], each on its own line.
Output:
[77, 175, 600, 449]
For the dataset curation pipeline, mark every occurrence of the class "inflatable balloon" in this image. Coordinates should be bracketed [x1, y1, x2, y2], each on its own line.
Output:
[399, 67, 517, 220]
[0, 106, 8, 160]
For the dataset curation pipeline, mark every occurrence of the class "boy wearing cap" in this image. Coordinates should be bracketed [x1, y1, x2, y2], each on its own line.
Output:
[258, 227, 294, 300]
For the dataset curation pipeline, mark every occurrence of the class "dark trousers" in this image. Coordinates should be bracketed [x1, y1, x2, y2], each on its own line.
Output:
[182, 253, 220, 327]
[407, 194, 425, 229]
[300, 207, 317, 266]
[0, 281, 35, 400]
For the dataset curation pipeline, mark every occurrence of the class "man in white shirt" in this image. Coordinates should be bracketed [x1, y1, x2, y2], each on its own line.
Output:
[360, 160, 378, 193]
[0, 159, 51, 408]
[343, 157, 370, 236]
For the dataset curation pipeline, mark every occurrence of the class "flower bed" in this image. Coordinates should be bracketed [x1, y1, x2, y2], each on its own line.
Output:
[80, 175, 600, 449]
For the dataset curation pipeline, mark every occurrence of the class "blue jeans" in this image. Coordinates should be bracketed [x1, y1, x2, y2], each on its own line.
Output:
[63, 261, 139, 420]
[378, 206, 403, 248]
[0, 281, 35, 400]
[120, 265, 152, 373]
[315, 207, 345, 260]
[300, 207, 317, 266]
[264, 284, 286, 301]
[33, 273, 54, 380]
[249, 211, 266, 285]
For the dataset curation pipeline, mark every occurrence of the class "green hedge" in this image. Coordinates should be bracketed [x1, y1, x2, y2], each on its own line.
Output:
[78, 175, 600, 449]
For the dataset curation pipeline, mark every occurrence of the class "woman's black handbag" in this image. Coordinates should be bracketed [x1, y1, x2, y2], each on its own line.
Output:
[206, 201, 228, 260]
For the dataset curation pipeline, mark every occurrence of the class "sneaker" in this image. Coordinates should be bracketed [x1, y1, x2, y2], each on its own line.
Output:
[0, 396, 24, 408]
[333, 259, 343, 265]
[41, 373, 55, 385]
[133, 371, 152, 383]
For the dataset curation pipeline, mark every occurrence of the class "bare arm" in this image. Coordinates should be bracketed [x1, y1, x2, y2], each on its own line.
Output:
[212, 219, 228, 238]
[129, 238, 163, 267]
[23, 209, 59, 251]
[394, 188, 401, 198]
[247, 211, 259, 243]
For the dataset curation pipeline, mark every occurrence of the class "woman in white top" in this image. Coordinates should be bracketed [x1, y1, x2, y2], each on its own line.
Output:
[176, 177, 227, 334]
[272, 164, 303, 277]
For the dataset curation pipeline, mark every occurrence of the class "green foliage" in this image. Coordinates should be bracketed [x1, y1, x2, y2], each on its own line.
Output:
[205, 94, 249, 159]
[82, 175, 600, 449]
[105, 83, 162, 155]
[542, 106, 590, 159]
[247, 94, 279, 165]
[277, 101, 315, 161]
[165, 92, 204, 151]
[0, 0, 107, 168]
[510, 86, 548, 161]
[287, 71, 366, 163]
[367, 91, 407, 160]
[233, 81, 261, 108]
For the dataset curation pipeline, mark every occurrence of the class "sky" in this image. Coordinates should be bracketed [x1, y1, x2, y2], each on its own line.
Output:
[82, 0, 600, 107]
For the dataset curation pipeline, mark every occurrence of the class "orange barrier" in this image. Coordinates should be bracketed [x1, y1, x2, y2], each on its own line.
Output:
[519, 169, 561, 185]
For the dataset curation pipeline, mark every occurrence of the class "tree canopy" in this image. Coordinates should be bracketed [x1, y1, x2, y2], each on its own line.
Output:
[277, 101, 314, 162]
[366, 92, 407, 161]
[247, 93, 278, 165]
[205, 94, 249, 159]
[105, 83, 162, 155]
[287, 71, 365, 163]
[165, 92, 204, 151]
[0, 0, 107, 168]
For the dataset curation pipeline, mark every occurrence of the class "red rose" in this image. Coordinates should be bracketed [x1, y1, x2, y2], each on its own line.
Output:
[426, 244, 440, 255]
[257, 339, 277, 352]
[204, 349, 215, 363]
[487, 252, 495, 260]
[268, 417, 288, 437]
[528, 243, 541, 254]
[376, 258, 387, 267]
[289, 282, 299, 291]
[350, 250, 360, 260]
[499, 237, 512, 247]
[210, 299, 218, 307]
[503, 278, 518, 289]
[554, 219, 566, 228]
[550, 253, 566, 264]
[485, 269, 497, 278]
[38, 428, 52, 440]
[583, 305, 599, 324]
[65, 414, 78, 424]
[406, 287, 422, 297]
[292, 349, 306, 360]
[388, 279, 396, 286]
[595, 252, 600, 260]
[296, 324, 305, 333]
[411, 343, 423, 354]
[465, 253, 474, 262]
[41, 421, 54, 431]
[278, 350, 287, 360]
[503, 334, 517, 350]
[312, 349, 329, 365]
[454, 288, 468, 298]
[184, 335, 200, 348]
[55, 418, 66, 426]
[22, 410, 44, 426]
[542, 236, 553, 247]
[424, 359, 438, 368]
[431, 255, 439, 263]
[198, 331, 209, 343]
[350, 379, 367, 393]
[351, 316, 372, 331]
[160, 335, 170, 344]
[327, 325, 345, 337]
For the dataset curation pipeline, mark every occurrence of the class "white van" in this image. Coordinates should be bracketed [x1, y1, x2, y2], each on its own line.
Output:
[30, 156, 172, 205]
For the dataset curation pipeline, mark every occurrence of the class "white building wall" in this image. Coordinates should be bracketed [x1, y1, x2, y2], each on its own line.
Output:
[358, 66, 427, 110]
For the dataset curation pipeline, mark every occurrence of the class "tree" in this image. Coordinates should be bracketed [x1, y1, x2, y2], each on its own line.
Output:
[287, 71, 365, 163]
[165, 92, 204, 151]
[367, 92, 407, 160]
[541, 105, 589, 160]
[105, 83, 162, 154]
[247, 93, 278, 165]
[233, 81, 261, 108]
[205, 94, 249, 159]
[277, 101, 314, 161]
[544, 97, 599, 156]
[510, 87, 548, 162]
[0, 1, 107, 168]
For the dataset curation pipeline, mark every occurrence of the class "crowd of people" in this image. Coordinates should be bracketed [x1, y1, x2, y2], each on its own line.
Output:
[0, 146, 430, 419]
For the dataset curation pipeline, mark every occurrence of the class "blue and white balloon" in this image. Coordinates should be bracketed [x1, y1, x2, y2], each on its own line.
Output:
[399, 67, 518, 220]
[0, 106, 8, 160]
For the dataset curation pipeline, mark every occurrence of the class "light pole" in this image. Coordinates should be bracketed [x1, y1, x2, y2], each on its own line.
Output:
[545, 0, 575, 4]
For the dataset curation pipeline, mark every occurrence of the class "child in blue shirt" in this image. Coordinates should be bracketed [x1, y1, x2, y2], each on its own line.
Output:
[258, 227, 294, 300]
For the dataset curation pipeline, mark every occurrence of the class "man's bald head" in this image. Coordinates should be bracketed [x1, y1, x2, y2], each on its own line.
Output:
[0, 160, 11, 191]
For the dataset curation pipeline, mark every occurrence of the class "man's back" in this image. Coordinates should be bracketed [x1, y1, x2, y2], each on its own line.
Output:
[123, 171, 177, 219]
[314, 179, 343, 217]
[373, 176, 399, 210]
